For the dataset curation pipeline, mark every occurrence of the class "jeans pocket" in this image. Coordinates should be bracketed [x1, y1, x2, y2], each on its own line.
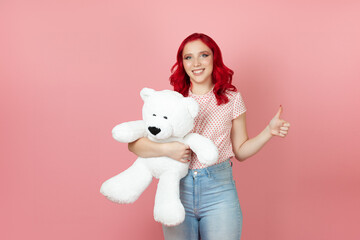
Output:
[210, 167, 234, 186]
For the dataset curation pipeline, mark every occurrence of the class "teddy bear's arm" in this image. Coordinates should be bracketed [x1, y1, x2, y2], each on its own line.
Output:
[183, 133, 218, 166]
[112, 120, 147, 143]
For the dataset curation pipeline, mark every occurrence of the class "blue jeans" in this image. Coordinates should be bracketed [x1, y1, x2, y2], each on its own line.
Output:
[162, 159, 243, 240]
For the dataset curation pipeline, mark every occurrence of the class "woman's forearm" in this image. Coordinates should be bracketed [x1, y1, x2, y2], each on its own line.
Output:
[128, 137, 166, 158]
[128, 137, 192, 163]
[234, 125, 273, 161]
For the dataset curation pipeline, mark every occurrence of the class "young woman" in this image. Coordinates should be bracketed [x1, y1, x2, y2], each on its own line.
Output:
[128, 33, 290, 240]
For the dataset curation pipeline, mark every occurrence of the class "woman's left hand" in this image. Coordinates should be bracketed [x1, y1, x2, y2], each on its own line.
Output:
[269, 105, 290, 138]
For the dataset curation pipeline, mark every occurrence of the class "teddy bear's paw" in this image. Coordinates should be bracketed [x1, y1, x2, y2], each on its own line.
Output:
[196, 147, 219, 166]
[102, 191, 138, 204]
[100, 179, 141, 204]
[112, 121, 146, 143]
[154, 200, 185, 226]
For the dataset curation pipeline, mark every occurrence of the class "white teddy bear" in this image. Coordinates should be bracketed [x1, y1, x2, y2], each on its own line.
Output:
[100, 88, 218, 226]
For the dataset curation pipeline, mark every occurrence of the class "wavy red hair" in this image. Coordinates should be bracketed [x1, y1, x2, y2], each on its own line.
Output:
[169, 33, 237, 105]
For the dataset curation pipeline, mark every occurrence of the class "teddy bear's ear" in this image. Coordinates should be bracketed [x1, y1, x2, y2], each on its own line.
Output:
[183, 98, 199, 118]
[140, 88, 156, 101]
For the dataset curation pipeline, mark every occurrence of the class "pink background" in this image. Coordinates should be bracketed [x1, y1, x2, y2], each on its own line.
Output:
[1, 0, 359, 239]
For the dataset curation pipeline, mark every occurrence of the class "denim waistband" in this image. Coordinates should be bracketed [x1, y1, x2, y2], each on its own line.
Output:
[187, 159, 232, 178]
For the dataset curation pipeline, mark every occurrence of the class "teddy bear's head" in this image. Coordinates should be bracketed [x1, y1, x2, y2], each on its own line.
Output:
[140, 88, 199, 141]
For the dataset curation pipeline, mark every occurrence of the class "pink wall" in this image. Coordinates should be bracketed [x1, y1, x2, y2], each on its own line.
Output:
[1, 0, 359, 239]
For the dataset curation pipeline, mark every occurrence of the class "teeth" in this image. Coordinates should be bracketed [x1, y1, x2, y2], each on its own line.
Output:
[193, 69, 204, 74]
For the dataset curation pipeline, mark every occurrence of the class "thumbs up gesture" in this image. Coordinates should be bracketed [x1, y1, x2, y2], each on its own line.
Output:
[269, 105, 290, 137]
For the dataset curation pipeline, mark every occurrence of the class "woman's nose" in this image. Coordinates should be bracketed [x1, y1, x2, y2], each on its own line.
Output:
[194, 59, 201, 67]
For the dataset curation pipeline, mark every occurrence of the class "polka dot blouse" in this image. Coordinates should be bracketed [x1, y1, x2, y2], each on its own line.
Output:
[188, 87, 247, 169]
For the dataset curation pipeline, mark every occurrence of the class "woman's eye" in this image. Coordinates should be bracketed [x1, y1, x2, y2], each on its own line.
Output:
[153, 114, 156, 116]
[202, 54, 209, 57]
[184, 56, 191, 60]
[163, 116, 168, 119]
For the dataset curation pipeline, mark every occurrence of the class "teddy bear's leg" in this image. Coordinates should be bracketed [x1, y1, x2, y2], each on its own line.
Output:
[153, 172, 185, 226]
[100, 160, 153, 204]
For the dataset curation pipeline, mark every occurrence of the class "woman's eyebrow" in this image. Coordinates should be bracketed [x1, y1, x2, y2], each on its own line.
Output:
[183, 51, 210, 55]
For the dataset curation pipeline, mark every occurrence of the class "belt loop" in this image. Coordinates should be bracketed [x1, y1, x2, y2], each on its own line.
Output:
[230, 159, 233, 167]
[205, 167, 211, 178]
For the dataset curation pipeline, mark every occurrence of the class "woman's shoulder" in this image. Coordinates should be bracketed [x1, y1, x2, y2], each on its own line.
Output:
[224, 89, 243, 101]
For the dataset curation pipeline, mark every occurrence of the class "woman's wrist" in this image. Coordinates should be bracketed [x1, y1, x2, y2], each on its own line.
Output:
[265, 125, 274, 138]
[263, 125, 274, 142]
[159, 142, 170, 157]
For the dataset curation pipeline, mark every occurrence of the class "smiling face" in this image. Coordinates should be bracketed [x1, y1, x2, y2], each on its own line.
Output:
[182, 40, 214, 87]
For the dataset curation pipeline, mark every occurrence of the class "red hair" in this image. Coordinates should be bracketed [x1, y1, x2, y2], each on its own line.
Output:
[169, 33, 237, 105]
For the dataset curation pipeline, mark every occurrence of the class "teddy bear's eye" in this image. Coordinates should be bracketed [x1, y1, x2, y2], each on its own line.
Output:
[163, 116, 168, 119]
[153, 114, 156, 116]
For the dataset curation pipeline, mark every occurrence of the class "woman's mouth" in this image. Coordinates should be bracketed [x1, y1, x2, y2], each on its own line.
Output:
[192, 68, 205, 76]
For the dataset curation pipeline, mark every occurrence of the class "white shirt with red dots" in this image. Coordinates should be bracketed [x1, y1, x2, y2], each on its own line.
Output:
[188, 87, 247, 169]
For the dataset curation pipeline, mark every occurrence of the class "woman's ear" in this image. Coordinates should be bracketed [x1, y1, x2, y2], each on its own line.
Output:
[140, 88, 156, 101]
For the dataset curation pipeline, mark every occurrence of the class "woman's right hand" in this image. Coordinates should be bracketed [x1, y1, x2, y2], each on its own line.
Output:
[163, 142, 191, 163]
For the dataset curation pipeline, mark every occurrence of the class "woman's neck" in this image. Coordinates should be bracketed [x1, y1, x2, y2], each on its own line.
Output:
[190, 82, 214, 95]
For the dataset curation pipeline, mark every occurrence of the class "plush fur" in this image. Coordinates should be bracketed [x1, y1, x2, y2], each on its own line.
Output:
[100, 88, 218, 226]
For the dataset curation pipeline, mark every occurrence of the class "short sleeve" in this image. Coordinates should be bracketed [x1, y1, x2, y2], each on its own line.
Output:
[232, 92, 247, 119]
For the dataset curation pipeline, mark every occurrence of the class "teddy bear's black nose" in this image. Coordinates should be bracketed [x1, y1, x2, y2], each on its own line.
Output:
[148, 126, 161, 136]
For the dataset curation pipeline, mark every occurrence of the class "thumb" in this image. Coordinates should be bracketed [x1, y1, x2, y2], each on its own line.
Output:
[274, 105, 283, 119]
